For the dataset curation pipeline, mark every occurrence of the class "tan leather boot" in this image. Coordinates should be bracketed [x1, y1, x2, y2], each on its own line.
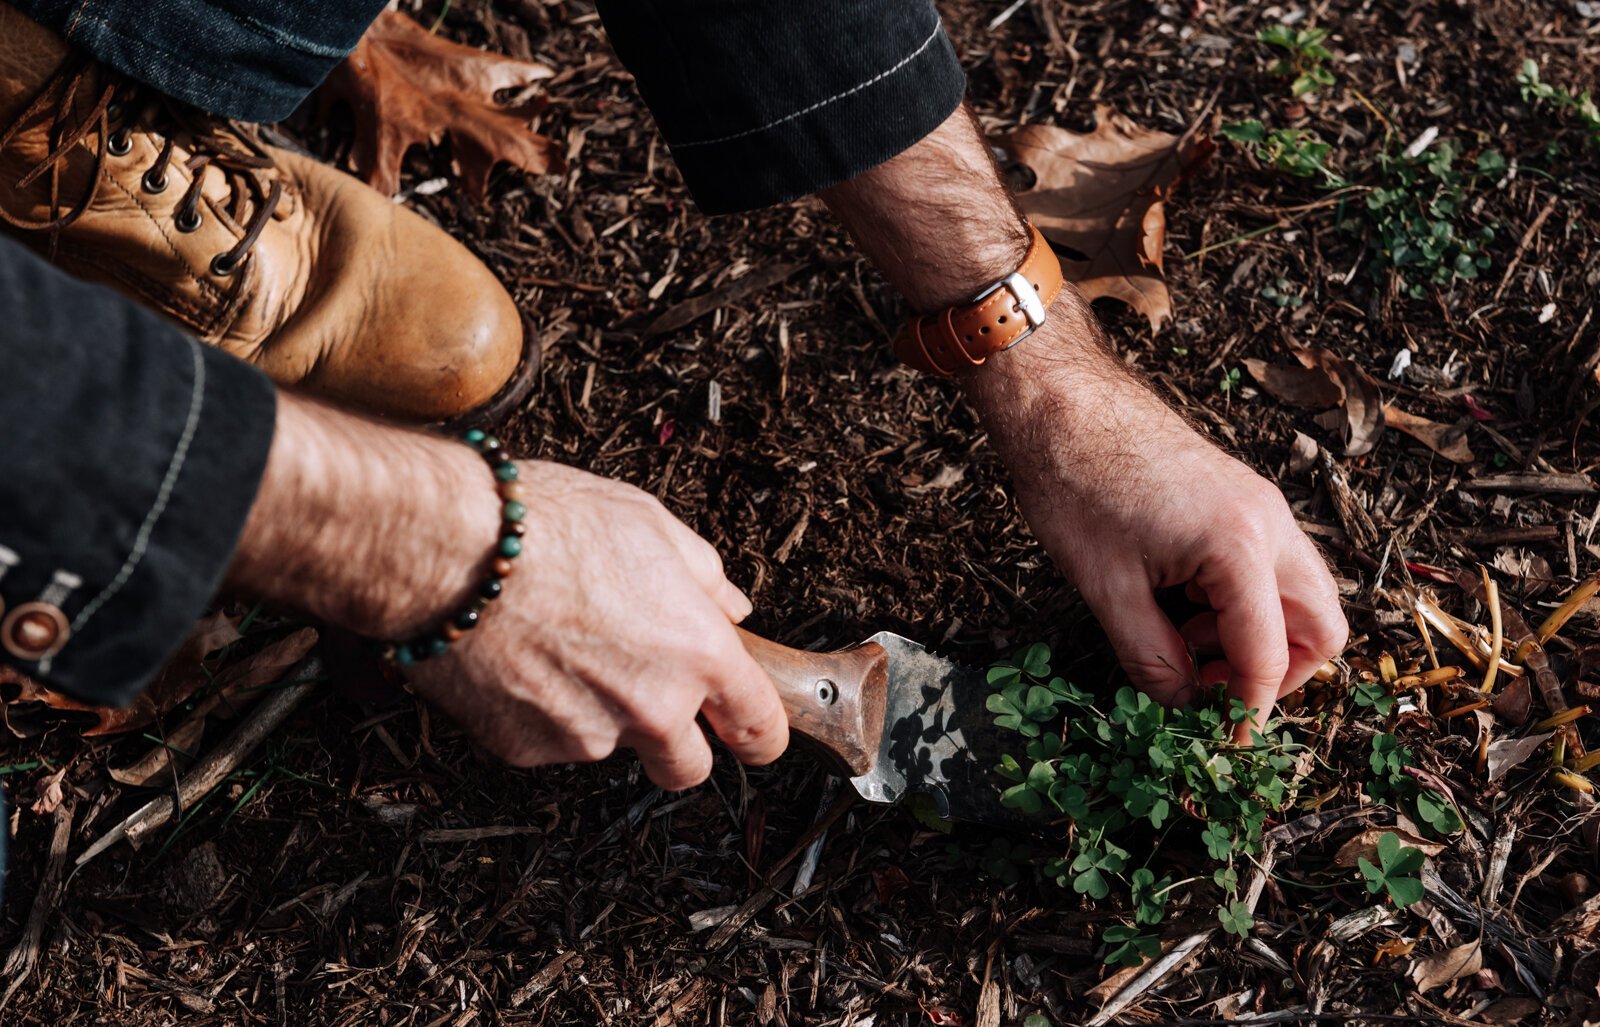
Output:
[0, 6, 536, 425]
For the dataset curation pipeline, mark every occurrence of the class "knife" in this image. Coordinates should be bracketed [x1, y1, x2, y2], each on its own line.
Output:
[738, 628, 1024, 826]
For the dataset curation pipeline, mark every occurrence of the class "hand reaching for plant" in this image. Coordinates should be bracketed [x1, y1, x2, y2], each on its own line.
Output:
[230, 393, 788, 790]
[963, 293, 1349, 730]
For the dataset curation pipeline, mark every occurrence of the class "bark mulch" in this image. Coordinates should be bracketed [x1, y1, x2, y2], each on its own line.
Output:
[1, 1, 1597, 1024]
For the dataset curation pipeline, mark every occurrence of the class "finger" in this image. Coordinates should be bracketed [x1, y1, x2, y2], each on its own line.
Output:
[700, 631, 790, 766]
[1278, 591, 1349, 700]
[1196, 658, 1232, 689]
[657, 515, 753, 622]
[1276, 538, 1349, 695]
[630, 718, 715, 791]
[1082, 576, 1196, 707]
[1197, 555, 1290, 736]
[1179, 611, 1221, 653]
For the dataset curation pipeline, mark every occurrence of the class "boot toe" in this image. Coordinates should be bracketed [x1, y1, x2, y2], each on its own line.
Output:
[261, 149, 534, 424]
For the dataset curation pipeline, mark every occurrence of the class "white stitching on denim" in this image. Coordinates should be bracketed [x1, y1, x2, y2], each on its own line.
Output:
[672, 21, 945, 150]
[53, 336, 207, 665]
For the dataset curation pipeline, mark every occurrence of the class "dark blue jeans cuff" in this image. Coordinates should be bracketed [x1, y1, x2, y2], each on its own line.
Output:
[6, 0, 387, 122]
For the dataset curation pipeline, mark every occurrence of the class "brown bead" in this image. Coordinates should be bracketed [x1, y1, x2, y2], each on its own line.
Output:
[2, 603, 68, 661]
[505, 521, 527, 537]
[498, 481, 526, 502]
[492, 557, 515, 578]
[441, 622, 465, 642]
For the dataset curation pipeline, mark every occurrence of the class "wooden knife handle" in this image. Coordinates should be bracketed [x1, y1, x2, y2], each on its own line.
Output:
[737, 628, 888, 777]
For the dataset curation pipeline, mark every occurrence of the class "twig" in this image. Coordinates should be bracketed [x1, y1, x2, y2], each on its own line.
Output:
[77, 657, 322, 867]
[1085, 809, 1361, 1026]
[1492, 195, 1558, 303]
[0, 800, 73, 1009]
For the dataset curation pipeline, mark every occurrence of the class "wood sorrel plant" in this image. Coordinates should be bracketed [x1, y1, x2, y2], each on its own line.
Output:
[986, 643, 1307, 966]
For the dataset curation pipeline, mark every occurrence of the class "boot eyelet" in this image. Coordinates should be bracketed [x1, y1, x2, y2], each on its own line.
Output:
[141, 170, 168, 194]
[210, 253, 239, 277]
[106, 131, 133, 157]
[175, 209, 202, 233]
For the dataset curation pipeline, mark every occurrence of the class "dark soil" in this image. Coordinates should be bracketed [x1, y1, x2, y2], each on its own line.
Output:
[3, 1, 1598, 1024]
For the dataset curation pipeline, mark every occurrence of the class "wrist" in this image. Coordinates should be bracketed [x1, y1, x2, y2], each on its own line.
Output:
[960, 287, 1192, 453]
[228, 393, 500, 639]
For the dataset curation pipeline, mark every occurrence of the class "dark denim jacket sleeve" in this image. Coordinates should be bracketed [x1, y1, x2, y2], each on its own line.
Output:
[594, 0, 967, 214]
[0, 235, 275, 707]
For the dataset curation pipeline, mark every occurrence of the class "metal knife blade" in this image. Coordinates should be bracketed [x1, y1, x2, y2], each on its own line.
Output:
[739, 628, 1026, 826]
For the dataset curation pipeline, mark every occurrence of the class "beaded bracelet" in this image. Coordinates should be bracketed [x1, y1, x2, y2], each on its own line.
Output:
[384, 429, 525, 667]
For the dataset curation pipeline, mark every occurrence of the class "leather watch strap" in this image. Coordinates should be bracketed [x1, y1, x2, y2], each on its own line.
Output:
[893, 222, 1064, 376]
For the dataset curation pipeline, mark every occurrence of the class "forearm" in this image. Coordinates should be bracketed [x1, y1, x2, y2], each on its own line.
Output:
[226, 392, 498, 639]
[821, 104, 1180, 447]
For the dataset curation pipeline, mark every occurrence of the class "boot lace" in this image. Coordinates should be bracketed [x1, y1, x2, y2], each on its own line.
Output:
[0, 57, 282, 276]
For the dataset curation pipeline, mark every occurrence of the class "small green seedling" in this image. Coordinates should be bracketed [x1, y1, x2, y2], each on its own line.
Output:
[983, 644, 1306, 966]
[1518, 59, 1600, 148]
[1357, 831, 1426, 907]
[1221, 120, 1347, 188]
[1352, 680, 1395, 717]
[1258, 24, 1336, 97]
[1219, 366, 1243, 393]
[1218, 900, 1255, 938]
[1365, 733, 1465, 837]
[1260, 278, 1306, 309]
[1358, 140, 1504, 298]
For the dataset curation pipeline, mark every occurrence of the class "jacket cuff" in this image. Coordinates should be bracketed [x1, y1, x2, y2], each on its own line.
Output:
[0, 237, 276, 707]
[598, 0, 968, 214]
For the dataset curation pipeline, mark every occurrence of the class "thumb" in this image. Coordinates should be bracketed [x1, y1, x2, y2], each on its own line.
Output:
[1083, 578, 1196, 707]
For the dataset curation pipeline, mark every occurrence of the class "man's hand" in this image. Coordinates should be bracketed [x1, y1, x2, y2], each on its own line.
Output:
[823, 102, 1347, 726]
[406, 461, 787, 789]
[229, 393, 787, 789]
[962, 297, 1348, 725]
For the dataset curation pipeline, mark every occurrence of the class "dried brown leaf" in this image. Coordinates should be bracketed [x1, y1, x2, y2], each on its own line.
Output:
[1333, 826, 1446, 868]
[1, 612, 240, 736]
[1000, 107, 1214, 330]
[1480, 997, 1544, 1025]
[1304, 350, 1383, 457]
[30, 766, 66, 815]
[1289, 430, 1320, 474]
[322, 10, 560, 200]
[108, 627, 319, 787]
[1243, 358, 1343, 408]
[1383, 404, 1476, 464]
[1485, 731, 1553, 783]
[1410, 938, 1483, 993]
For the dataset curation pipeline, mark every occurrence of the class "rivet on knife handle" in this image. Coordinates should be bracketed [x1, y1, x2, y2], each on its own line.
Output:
[736, 627, 889, 777]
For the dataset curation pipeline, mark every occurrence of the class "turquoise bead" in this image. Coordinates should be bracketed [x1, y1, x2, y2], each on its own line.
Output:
[494, 462, 518, 482]
[502, 499, 526, 522]
[463, 428, 487, 445]
[394, 644, 415, 667]
[424, 636, 450, 658]
[498, 536, 523, 558]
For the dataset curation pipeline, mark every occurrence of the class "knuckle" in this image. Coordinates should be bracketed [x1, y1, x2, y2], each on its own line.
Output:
[717, 715, 782, 757]
[568, 733, 616, 764]
[1253, 648, 1292, 683]
[630, 711, 684, 748]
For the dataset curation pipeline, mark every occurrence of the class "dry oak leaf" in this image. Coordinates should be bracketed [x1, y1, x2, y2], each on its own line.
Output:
[1000, 106, 1215, 331]
[322, 10, 560, 200]
[1382, 404, 1476, 464]
[1411, 938, 1483, 993]
[1245, 348, 1384, 456]
[0, 611, 240, 737]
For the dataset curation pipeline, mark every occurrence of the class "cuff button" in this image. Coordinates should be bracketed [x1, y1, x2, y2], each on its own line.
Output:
[2, 603, 69, 661]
